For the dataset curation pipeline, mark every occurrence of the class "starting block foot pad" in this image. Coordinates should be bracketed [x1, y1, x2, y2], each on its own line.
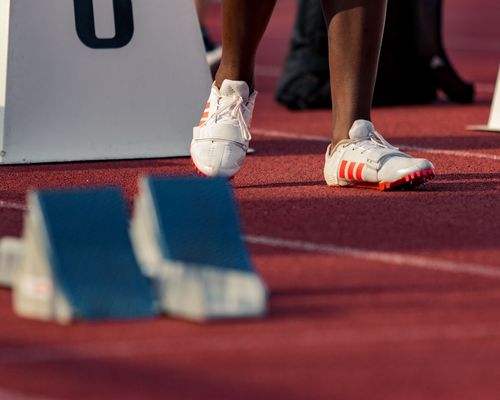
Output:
[131, 176, 267, 321]
[14, 187, 157, 323]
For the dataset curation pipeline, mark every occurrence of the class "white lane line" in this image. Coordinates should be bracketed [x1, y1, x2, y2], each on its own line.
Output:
[0, 209, 496, 281]
[0, 201, 27, 211]
[2, 322, 500, 365]
[246, 235, 500, 280]
[397, 145, 500, 161]
[253, 128, 330, 142]
[252, 128, 500, 161]
[0, 388, 55, 400]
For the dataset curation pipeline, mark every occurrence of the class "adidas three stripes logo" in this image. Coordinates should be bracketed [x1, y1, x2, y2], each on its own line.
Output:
[198, 102, 211, 126]
[339, 160, 366, 181]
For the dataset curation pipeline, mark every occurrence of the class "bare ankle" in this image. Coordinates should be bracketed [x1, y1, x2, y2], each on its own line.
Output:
[215, 66, 254, 91]
[332, 117, 371, 144]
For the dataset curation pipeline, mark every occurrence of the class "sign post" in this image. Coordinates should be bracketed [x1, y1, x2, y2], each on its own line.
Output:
[0, 0, 211, 164]
[468, 66, 500, 133]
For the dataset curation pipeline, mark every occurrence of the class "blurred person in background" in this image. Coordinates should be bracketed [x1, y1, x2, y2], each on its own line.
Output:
[195, 0, 222, 69]
[276, 0, 474, 110]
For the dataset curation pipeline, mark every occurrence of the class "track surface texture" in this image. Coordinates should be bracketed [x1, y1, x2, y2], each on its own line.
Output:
[1, 0, 500, 398]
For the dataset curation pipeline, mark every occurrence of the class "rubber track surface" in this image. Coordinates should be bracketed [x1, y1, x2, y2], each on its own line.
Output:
[0, 0, 499, 398]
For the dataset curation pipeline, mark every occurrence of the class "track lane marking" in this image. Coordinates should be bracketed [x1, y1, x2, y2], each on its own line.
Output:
[0, 388, 55, 400]
[0, 203, 499, 279]
[0, 201, 27, 211]
[252, 128, 500, 161]
[2, 322, 500, 365]
[245, 235, 500, 279]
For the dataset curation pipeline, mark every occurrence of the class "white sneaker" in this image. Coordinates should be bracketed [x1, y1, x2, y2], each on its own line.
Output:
[191, 80, 257, 178]
[324, 120, 435, 190]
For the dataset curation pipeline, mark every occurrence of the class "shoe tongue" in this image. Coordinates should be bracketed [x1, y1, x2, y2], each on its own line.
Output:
[348, 120, 375, 140]
[219, 80, 250, 99]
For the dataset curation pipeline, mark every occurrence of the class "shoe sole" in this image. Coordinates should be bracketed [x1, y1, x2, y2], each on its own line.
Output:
[331, 168, 435, 191]
[191, 159, 235, 180]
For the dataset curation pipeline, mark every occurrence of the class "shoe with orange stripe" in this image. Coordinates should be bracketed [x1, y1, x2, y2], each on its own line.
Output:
[324, 120, 435, 190]
[191, 80, 257, 178]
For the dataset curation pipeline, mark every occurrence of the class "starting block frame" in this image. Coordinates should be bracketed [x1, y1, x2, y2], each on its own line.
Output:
[0, 0, 211, 164]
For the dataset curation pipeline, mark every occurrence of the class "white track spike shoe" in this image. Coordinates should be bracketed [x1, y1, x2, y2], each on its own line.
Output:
[191, 80, 257, 178]
[324, 120, 435, 190]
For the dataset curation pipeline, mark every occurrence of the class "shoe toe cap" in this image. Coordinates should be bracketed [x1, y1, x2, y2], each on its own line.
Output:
[379, 157, 434, 182]
[191, 140, 247, 178]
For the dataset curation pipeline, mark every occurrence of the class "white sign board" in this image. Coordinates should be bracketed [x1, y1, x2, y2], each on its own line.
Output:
[0, 0, 211, 164]
[468, 65, 500, 133]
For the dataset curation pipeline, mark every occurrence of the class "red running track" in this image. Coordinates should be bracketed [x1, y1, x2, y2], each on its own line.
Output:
[1, 0, 500, 398]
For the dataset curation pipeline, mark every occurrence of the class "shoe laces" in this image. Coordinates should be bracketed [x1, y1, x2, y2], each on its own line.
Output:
[352, 129, 399, 154]
[201, 93, 252, 141]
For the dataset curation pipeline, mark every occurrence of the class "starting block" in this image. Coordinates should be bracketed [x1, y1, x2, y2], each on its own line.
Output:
[468, 65, 500, 133]
[13, 187, 157, 323]
[3, 177, 267, 323]
[131, 176, 267, 321]
[0, 237, 23, 287]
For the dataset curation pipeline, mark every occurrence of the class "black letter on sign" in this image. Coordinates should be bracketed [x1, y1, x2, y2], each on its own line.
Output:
[74, 0, 134, 49]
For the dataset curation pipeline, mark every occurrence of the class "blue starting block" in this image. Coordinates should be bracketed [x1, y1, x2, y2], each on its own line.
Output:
[131, 176, 267, 321]
[13, 187, 157, 323]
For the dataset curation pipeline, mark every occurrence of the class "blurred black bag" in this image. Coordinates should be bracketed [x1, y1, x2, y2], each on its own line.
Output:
[276, 0, 474, 109]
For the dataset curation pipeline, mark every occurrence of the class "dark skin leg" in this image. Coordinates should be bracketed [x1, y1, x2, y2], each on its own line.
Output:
[215, 0, 387, 145]
[321, 0, 387, 144]
[214, 0, 278, 91]
[194, 0, 206, 21]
